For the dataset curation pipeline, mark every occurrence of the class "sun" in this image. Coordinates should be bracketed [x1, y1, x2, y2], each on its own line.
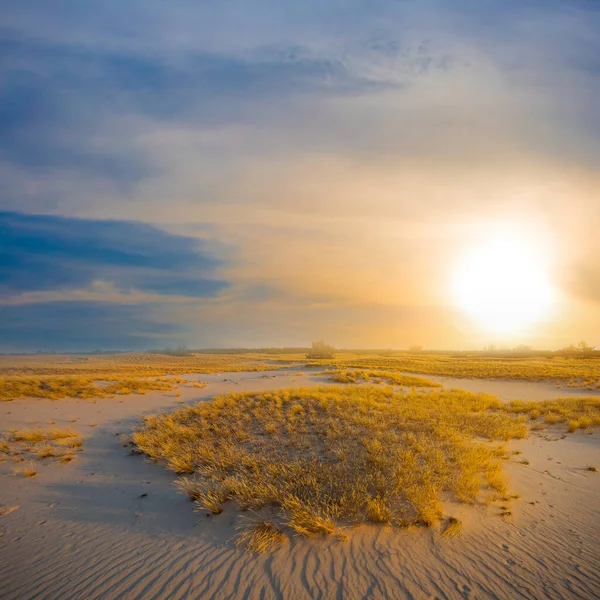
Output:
[452, 231, 555, 334]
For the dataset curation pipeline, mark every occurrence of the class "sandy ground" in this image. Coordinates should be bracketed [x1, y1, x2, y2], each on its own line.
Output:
[1, 369, 599, 600]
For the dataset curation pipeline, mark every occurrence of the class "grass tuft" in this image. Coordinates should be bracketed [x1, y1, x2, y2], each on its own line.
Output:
[235, 519, 286, 553]
[15, 460, 37, 477]
[441, 517, 463, 539]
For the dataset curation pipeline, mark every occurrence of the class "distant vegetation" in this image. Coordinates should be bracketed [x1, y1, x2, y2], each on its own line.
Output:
[306, 341, 336, 359]
[307, 354, 600, 388]
[133, 386, 529, 551]
[408, 345, 424, 353]
[556, 341, 596, 355]
[147, 345, 194, 357]
[1, 347, 599, 400]
[0, 353, 288, 399]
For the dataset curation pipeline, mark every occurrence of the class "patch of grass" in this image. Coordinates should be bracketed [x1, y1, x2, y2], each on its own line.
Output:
[0, 376, 179, 401]
[15, 460, 37, 477]
[35, 444, 56, 459]
[305, 354, 600, 386]
[193, 482, 228, 514]
[10, 429, 48, 443]
[235, 519, 286, 553]
[133, 386, 528, 548]
[504, 397, 600, 432]
[5, 428, 83, 464]
[365, 496, 393, 524]
[282, 494, 337, 536]
[441, 517, 462, 539]
[0, 352, 286, 382]
[55, 436, 83, 448]
[174, 476, 203, 500]
[330, 369, 441, 388]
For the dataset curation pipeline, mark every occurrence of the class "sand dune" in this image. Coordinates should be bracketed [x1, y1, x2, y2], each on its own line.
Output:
[1, 370, 599, 599]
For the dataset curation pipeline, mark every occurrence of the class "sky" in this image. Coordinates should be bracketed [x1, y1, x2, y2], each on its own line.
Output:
[1, 0, 599, 352]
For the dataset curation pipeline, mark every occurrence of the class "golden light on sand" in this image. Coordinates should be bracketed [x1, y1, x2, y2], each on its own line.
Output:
[452, 231, 555, 334]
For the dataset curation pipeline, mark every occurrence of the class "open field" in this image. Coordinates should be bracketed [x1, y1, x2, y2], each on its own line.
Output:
[0, 353, 284, 401]
[0, 352, 287, 378]
[305, 353, 600, 388]
[2, 351, 600, 403]
[1, 367, 599, 599]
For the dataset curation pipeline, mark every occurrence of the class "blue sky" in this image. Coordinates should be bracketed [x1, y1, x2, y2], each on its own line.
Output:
[1, 1, 599, 351]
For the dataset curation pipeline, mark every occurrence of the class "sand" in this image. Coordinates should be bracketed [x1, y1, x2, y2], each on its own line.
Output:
[1, 369, 599, 599]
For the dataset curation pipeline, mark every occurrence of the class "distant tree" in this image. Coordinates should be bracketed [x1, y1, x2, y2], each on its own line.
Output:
[557, 341, 595, 355]
[558, 344, 578, 354]
[408, 345, 423, 353]
[512, 344, 532, 352]
[483, 344, 497, 353]
[160, 345, 193, 357]
[577, 340, 595, 352]
[306, 341, 335, 359]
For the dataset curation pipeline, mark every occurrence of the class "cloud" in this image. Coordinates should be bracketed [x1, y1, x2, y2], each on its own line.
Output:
[0, 211, 226, 297]
[1, 1, 599, 350]
[0, 301, 183, 353]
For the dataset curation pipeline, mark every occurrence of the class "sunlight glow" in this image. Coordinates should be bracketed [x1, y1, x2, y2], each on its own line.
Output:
[452, 230, 555, 334]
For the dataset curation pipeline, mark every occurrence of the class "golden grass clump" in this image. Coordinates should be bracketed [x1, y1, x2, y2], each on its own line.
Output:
[441, 516, 463, 539]
[504, 397, 600, 432]
[4, 428, 83, 464]
[330, 369, 441, 388]
[15, 460, 38, 477]
[235, 519, 287, 553]
[134, 386, 528, 549]
[193, 482, 229, 514]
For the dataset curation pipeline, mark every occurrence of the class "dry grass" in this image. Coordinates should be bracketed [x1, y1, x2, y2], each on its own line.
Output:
[305, 354, 600, 386]
[134, 386, 528, 549]
[503, 397, 600, 432]
[330, 369, 441, 388]
[441, 516, 463, 539]
[14, 460, 38, 477]
[0, 376, 180, 401]
[2, 427, 83, 465]
[0, 352, 285, 379]
[235, 519, 287, 553]
[0, 352, 281, 401]
[3, 351, 599, 387]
